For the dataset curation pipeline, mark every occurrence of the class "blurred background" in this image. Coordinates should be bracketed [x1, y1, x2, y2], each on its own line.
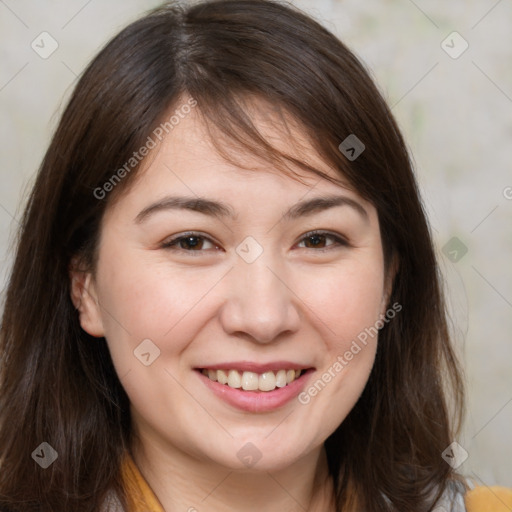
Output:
[0, 0, 510, 486]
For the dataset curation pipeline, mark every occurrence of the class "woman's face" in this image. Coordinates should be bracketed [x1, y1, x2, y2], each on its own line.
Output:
[74, 99, 393, 471]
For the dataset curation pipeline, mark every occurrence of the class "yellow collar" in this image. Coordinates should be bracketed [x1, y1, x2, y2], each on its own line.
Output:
[464, 485, 512, 511]
[121, 452, 165, 512]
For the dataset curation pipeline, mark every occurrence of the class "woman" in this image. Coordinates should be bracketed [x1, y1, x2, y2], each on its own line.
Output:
[1, 1, 509, 511]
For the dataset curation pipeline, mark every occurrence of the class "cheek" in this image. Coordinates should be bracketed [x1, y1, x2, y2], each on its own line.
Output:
[294, 258, 384, 404]
[94, 247, 228, 364]
[92, 252, 224, 432]
[297, 259, 386, 349]
[294, 264, 384, 433]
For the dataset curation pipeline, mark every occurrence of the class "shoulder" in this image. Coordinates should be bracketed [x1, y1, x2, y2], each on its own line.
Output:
[435, 479, 469, 511]
[464, 484, 512, 512]
[436, 478, 512, 512]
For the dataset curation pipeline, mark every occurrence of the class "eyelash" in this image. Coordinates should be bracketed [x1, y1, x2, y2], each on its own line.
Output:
[160, 230, 349, 255]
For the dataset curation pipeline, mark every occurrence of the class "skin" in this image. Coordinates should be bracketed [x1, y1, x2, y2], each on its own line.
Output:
[71, 97, 395, 512]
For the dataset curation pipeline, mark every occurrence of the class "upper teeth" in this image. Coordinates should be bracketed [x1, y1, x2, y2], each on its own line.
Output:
[201, 369, 302, 392]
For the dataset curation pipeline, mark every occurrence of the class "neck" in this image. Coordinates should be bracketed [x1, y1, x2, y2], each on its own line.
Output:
[130, 432, 335, 512]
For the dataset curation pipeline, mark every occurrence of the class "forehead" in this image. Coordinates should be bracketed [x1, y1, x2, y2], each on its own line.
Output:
[148, 98, 349, 183]
[105, 96, 371, 221]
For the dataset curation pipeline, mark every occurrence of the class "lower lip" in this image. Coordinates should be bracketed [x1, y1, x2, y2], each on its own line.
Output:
[196, 369, 314, 413]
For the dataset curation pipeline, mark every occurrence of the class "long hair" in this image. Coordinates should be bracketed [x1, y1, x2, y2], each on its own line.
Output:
[0, 1, 465, 510]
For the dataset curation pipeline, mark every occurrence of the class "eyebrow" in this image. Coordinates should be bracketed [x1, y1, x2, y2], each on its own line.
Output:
[134, 194, 369, 224]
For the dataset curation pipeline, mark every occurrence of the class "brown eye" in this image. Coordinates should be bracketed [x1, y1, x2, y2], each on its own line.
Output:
[161, 233, 218, 253]
[177, 236, 206, 250]
[296, 231, 348, 251]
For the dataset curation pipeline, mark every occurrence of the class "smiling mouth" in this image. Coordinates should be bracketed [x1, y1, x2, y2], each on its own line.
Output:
[198, 368, 306, 392]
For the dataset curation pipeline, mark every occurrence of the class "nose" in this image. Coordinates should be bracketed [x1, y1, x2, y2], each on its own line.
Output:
[219, 250, 301, 344]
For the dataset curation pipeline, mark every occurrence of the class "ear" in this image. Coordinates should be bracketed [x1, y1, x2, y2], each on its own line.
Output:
[380, 251, 399, 317]
[69, 257, 105, 338]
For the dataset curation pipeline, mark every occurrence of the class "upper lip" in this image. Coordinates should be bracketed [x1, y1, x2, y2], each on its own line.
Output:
[196, 361, 313, 373]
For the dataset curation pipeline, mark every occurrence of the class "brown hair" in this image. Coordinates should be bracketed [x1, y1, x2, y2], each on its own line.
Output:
[0, 1, 465, 510]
